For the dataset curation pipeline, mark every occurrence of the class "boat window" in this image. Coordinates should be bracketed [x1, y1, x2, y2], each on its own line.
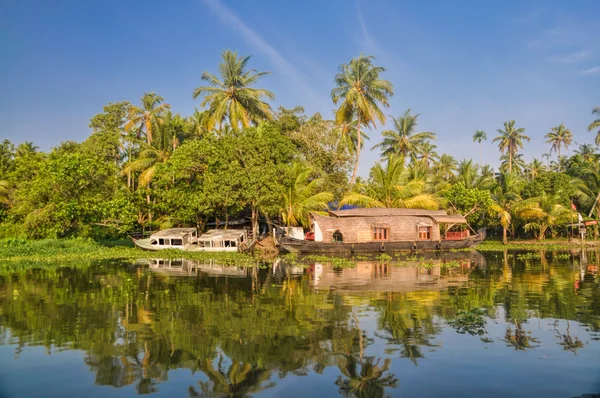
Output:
[159, 238, 170, 245]
[419, 226, 432, 240]
[332, 230, 343, 242]
[150, 239, 158, 245]
[231, 241, 236, 247]
[171, 239, 183, 246]
[373, 227, 389, 241]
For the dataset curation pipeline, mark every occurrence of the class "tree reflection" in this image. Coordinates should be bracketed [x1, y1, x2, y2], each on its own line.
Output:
[190, 355, 275, 398]
[334, 355, 398, 398]
[501, 320, 540, 350]
[554, 321, 585, 355]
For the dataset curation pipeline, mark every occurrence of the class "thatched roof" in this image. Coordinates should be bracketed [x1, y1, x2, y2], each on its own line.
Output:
[430, 214, 467, 224]
[328, 208, 448, 218]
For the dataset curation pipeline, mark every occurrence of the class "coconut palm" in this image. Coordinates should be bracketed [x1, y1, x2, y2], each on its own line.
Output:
[332, 54, 394, 184]
[588, 106, 600, 145]
[575, 143, 597, 163]
[341, 155, 442, 209]
[279, 162, 334, 228]
[432, 154, 458, 180]
[500, 153, 526, 174]
[335, 118, 368, 154]
[572, 162, 600, 218]
[188, 108, 211, 138]
[193, 50, 275, 131]
[545, 124, 573, 159]
[417, 142, 439, 170]
[372, 109, 436, 160]
[473, 130, 487, 165]
[493, 120, 530, 173]
[524, 158, 546, 181]
[125, 93, 170, 145]
[454, 159, 495, 190]
[15, 142, 38, 158]
[523, 193, 573, 239]
[490, 172, 525, 244]
[0, 180, 9, 204]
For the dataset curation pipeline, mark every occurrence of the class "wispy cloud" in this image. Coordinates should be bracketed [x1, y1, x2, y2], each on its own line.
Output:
[200, 0, 323, 105]
[580, 66, 600, 75]
[548, 50, 591, 63]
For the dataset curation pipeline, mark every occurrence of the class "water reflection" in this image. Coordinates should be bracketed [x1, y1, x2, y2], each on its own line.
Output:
[0, 250, 599, 397]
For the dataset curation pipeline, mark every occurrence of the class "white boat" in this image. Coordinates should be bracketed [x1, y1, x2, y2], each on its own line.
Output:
[132, 228, 251, 252]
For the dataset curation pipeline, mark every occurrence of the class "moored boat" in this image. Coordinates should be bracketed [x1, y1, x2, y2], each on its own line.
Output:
[132, 228, 251, 252]
[277, 208, 485, 254]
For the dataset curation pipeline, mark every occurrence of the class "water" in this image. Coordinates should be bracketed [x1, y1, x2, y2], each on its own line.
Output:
[0, 250, 599, 397]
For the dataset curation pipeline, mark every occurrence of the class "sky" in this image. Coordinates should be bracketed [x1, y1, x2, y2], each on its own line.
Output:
[1, 0, 599, 176]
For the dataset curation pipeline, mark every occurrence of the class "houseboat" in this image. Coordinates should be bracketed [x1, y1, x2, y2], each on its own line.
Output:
[277, 208, 485, 254]
[132, 228, 250, 252]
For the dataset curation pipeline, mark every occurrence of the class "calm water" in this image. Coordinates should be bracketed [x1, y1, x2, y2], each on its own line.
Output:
[0, 250, 599, 397]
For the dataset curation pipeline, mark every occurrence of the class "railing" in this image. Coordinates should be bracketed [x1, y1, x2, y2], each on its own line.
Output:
[444, 230, 470, 240]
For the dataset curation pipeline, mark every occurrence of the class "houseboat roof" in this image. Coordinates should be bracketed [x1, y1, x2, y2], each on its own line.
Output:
[197, 229, 246, 241]
[326, 208, 466, 223]
[150, 228, 196, 238]
[328, 208, 447, 217]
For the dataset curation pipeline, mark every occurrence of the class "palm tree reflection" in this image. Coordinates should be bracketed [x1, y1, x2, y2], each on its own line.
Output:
[335, 355, 398, 398]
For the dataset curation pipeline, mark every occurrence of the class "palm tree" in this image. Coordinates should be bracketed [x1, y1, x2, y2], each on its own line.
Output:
[575, 143, 597, 163]
[332, 54, 394, 184]
[490, 172, 524, 244]
[500, 153, 526, 174]
[280, 162, 334, 228]
[473, 130, 487, 165]
[588, 106, 600, 145]
[524, 158, 546, 181]
[193, 50, 275, 131]
[341, 155, 442, 209]
[545, 123, 573, 158]
[372, 109, 435, 160]
[188, 108, 211, 137]
[523, 193, 573, 239]
[493, 120, 530, 174]
[432, 154, 458, 180]
[417, 142, 439, 169]
[0, 180, 9, 205]
[15, 141, 38, 158]
[454, 159, 495, 190]
[125, 93, 170, 145]
[572, 162, 600, 218]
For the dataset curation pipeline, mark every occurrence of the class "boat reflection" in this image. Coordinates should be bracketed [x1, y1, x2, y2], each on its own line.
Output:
[307, 251, 486, 293]
[137, 258, 249, 277]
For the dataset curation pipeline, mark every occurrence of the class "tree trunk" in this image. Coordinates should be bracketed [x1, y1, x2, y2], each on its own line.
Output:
[502, 226, 508, 245]
[251, 200, 259, 240]
[508, 151, 512, 174]
[224, 210, 229, 230]
[350, 115, 361, 185]
[146, 188, 152, 226]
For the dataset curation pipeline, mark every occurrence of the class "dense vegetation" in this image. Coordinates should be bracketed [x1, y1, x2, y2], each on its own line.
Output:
[1, 50, 599, 244]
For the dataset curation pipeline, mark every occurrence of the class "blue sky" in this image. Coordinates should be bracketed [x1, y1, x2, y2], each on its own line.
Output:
[1, 0, 599, 176]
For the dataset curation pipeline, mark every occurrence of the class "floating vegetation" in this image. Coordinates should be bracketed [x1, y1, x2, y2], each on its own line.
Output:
[0, 237, 260, 267]
[303, 255, 356, 269]
[448, 309, 487, 336]
[376, 253, 393, 262]
[516, 252, 543, 260]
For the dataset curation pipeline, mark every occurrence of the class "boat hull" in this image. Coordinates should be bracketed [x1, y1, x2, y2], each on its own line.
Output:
[132, 238, 240, 252]
[278, 229, 485, 254]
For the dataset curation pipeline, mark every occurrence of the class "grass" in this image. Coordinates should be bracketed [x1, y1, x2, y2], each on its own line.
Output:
[0, 237, 261, 267]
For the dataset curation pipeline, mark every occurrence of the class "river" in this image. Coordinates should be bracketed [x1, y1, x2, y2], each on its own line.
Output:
[0, 250, 599, 397]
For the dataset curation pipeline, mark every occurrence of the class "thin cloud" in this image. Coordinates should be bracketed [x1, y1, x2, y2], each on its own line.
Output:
[200, 0, 322, 105]
[580, 66, 600, 75]
[548, 50, 590, 63]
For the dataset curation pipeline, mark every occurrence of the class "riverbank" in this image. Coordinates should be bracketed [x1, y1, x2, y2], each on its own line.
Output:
[477, 239, 600, 251]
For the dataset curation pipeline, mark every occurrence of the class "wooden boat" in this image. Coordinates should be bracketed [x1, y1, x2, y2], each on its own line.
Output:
[277, 208, 485, 254]
[132, 228, 251, 252]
